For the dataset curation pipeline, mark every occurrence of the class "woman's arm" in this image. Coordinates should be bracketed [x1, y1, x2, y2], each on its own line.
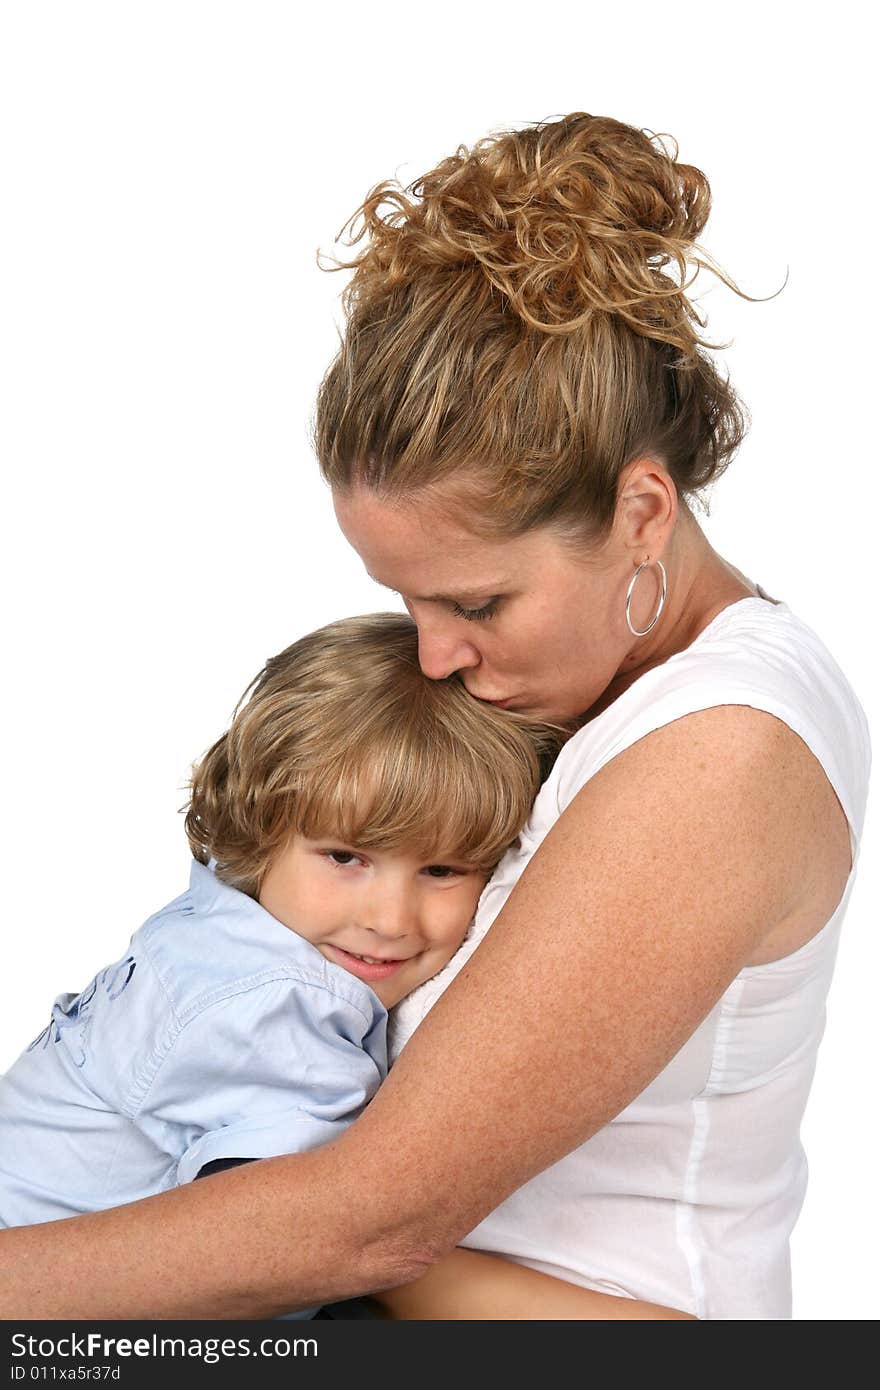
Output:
[0, 706, 847, 1317]
[371, 1248, 697, 1319]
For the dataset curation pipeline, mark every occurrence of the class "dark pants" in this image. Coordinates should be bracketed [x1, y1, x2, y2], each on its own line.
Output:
[314, 1297, 384, 1319]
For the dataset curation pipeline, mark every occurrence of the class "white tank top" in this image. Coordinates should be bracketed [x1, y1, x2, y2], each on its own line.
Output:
[388, 595, 871, 1320]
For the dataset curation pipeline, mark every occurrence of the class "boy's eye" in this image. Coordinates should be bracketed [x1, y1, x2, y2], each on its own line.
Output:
[422, 865, 461, 878]
[450, 597, 500, 622]
[325, 850, 361, 866]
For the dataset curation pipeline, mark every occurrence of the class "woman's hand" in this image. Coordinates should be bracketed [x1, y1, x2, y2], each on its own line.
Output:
[371, 1247, 697, 1320]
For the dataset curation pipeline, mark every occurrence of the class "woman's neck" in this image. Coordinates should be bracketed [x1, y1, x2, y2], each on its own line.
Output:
[585, 513, 762, 722]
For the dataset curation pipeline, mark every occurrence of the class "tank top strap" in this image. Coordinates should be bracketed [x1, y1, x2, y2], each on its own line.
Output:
[552, 597, 871, 862]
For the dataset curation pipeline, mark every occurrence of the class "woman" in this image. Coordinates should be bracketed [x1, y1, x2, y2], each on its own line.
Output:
[0, 112, 869, 1321]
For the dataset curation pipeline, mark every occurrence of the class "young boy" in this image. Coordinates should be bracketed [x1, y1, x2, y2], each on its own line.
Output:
[0, 614, 560, 1242]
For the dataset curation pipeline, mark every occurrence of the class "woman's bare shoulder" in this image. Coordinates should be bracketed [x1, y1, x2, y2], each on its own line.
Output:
[555, 702, 851, 966]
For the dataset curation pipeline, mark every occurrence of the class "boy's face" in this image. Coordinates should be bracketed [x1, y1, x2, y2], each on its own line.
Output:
[258, 835, 490, 1008]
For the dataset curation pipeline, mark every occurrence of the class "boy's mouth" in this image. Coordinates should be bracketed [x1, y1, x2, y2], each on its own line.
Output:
[327, 944, 411, 982]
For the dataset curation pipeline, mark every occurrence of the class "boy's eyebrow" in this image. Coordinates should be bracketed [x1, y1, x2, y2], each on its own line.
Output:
[366, 574, 508, 603]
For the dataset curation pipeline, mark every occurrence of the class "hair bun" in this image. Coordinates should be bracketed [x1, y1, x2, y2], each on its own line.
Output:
[328, 112, 749, 350]
[316, 111, 766, 542]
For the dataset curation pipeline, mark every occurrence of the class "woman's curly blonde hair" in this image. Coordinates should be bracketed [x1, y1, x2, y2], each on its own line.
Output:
[183, 613, 564, 898]
[313, 111, 760, 539]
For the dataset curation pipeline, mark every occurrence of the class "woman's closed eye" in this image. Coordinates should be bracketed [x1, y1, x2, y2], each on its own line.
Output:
[450, 597, 501, 622]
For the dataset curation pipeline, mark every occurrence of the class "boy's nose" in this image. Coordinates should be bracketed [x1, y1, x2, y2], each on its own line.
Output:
[357, 885, 415, 942]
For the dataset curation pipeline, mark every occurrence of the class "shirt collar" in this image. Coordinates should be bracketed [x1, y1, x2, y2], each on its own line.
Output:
[188, 855, 239, 915]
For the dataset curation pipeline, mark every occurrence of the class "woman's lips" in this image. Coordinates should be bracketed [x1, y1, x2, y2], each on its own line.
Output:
[327, 944, 410, 982]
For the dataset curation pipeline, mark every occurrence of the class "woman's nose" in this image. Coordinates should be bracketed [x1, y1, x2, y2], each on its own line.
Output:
[414, 616, 481, 681]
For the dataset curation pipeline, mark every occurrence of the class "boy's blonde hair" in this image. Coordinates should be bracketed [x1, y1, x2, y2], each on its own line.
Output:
[184, 613, 564, 897]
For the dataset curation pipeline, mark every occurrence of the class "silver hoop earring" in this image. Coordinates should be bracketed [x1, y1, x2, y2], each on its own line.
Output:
[625, 559, 667, 638]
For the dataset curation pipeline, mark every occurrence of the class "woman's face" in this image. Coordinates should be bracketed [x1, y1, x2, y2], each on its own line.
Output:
[333, 485, 639, 726]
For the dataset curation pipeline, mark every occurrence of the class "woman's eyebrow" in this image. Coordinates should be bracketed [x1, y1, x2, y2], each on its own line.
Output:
[367, 575, 506, 603]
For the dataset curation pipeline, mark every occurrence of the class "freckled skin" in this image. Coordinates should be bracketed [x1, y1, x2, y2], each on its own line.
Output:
[0, 459, 852, 1319]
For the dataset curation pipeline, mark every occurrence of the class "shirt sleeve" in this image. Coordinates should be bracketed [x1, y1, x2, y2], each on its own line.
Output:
[140, 974, 386, 1186]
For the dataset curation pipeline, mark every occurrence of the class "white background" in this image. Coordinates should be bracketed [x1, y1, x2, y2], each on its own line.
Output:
[1, 2, 876, 1320]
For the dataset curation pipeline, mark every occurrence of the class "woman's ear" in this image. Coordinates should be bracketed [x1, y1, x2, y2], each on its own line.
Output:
[615, 458, 678, 557]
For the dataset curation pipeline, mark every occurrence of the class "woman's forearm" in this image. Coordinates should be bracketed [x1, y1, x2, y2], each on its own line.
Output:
[1, 712, 805, 1319]
[372, 1247, 697, 1320]
[0, 1144, 438, 1320]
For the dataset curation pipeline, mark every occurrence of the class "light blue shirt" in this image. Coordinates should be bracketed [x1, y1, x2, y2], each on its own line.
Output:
[0, 859, 388, 1228]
